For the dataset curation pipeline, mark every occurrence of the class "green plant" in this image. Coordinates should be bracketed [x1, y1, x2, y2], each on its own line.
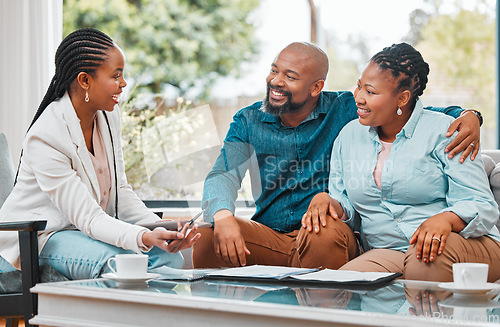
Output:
[63, 0, 260, 99]
[120, 93, 225, 199]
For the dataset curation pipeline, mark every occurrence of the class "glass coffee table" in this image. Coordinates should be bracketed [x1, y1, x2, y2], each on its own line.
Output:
[30, 276, 500, 326]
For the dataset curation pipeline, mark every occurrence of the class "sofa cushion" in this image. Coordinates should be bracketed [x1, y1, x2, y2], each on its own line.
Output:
[489, 162, 500, 188]
[482, 154, 495, 177]
[0, 133, 15, 208]
[488, 162, 500, 230]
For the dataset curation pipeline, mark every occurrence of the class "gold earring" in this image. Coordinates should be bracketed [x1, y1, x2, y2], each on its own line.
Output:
[85, 90, 89, 103]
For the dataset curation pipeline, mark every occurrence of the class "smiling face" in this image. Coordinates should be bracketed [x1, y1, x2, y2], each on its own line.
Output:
[262, 44, 325, 116]
[354, 61, 409, 131]
[87, 45, 127, 112]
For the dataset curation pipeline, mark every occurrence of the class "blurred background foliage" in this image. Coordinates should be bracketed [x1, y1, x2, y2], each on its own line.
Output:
[64, 0, 260, 99]
[418, 3, 496, 129]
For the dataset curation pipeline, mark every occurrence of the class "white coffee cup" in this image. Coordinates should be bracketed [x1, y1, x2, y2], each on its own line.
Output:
[107, 254, 148, 278]
[452, 263, 489, 288]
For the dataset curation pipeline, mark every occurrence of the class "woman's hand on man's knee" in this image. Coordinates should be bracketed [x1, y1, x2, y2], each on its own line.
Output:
[302, 192, 344, 233]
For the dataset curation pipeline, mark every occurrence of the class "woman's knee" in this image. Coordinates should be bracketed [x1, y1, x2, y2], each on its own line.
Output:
[147, 247, 184, 269]
[40, 230, 131, 279]
[404, 244, 454, 282]
[341, 249, 404, 273]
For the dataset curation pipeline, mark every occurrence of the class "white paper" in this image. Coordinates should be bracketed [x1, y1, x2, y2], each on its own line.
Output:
[289, 269, 395, 282]
[152, 266, 218, 281]
[206, 265, 318, 279]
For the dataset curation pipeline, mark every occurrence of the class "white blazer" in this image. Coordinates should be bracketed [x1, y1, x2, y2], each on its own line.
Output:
[0, 92, 159, 268]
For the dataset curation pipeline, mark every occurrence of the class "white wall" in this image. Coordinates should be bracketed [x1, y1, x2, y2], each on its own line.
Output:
[0, 0, 62, 165]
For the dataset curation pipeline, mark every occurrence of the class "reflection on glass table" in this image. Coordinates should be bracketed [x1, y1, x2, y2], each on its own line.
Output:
[80, 278, 500, 325]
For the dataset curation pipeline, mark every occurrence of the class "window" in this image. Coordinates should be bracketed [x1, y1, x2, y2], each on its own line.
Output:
[63, 0, 497, 205]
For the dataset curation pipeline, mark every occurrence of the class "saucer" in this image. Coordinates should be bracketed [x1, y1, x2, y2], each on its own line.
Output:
[439, 295, 500, 308]
[438, 282, 500, 295]
[102, 272, 161, 285]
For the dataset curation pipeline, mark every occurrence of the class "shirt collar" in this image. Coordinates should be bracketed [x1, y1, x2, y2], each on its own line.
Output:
[313, 92, 330, 116]
[399, 99, 423, 139]
[260, 102, 279, 123]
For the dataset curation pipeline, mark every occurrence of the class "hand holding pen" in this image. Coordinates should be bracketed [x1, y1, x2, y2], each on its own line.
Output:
[166, 210, 204, 244]
[142, 210, 203, 253]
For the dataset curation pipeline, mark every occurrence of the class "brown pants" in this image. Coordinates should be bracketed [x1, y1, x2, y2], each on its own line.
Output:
[339, 233, 500, 282]
[192, 217, 359, 269]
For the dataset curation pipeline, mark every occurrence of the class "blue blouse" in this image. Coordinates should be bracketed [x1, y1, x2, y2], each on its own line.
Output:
[328, 101, 500, 251]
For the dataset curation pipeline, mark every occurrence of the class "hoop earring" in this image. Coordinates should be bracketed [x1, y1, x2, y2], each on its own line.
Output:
[397, 107, 402, 116]
[85, 90, 89, 103]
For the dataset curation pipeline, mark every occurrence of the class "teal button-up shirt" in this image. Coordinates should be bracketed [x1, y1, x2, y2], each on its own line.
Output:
[329, 101, 500, 251]
[203, 91, 359, 232]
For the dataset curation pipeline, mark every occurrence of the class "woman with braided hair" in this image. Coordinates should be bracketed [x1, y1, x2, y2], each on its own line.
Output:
[0, 28, 200, 279]
[304, 43, 500, 281]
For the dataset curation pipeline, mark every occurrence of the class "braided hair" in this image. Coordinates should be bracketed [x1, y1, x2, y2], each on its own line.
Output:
[370, 43, 430, 109]
[15, 28, 114, 185]
[28, 28, 114, 131]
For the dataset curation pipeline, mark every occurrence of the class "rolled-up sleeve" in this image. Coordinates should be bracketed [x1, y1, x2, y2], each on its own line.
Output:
[437, 141, 499, 238]
[328, 134, 357, 228]
[202, 111, 253, 223]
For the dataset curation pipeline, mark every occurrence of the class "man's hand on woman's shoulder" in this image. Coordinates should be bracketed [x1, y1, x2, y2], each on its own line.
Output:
[445, 110, 481, 163]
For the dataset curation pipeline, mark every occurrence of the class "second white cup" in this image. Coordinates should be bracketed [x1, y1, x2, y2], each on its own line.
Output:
[107, 254, 148, 278]
[452, 263, 488, 288]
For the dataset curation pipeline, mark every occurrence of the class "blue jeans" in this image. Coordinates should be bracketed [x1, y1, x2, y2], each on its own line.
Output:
[39, 230, 184, 280]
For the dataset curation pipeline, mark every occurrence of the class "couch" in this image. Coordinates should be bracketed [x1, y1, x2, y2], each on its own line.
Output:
[477, 150, 500, 230]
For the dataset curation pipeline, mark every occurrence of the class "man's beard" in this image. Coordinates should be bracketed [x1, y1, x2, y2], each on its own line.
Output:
[262, 84, 307, 116]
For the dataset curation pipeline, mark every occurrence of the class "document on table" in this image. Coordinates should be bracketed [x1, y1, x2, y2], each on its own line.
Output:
[205, 265, 318, 279]
[152, 267, 218, 281]
[288, 269, 397, 282]
[155, 265, 401, 287]
[203, 265, 401, 286]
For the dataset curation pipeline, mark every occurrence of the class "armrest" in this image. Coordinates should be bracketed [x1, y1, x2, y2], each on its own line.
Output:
[0, 220, 47, 232]
[0, 220, 47, 321]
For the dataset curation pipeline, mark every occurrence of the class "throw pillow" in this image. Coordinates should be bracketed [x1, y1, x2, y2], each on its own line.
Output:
[481, 154, 495, 177]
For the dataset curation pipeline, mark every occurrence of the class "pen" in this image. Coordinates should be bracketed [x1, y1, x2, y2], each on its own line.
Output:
[166, 209, 204, 244]
[184, 209, 205, 230]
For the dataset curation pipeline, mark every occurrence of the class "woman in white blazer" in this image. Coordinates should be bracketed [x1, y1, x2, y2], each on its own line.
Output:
[0, 28, 200, 279]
